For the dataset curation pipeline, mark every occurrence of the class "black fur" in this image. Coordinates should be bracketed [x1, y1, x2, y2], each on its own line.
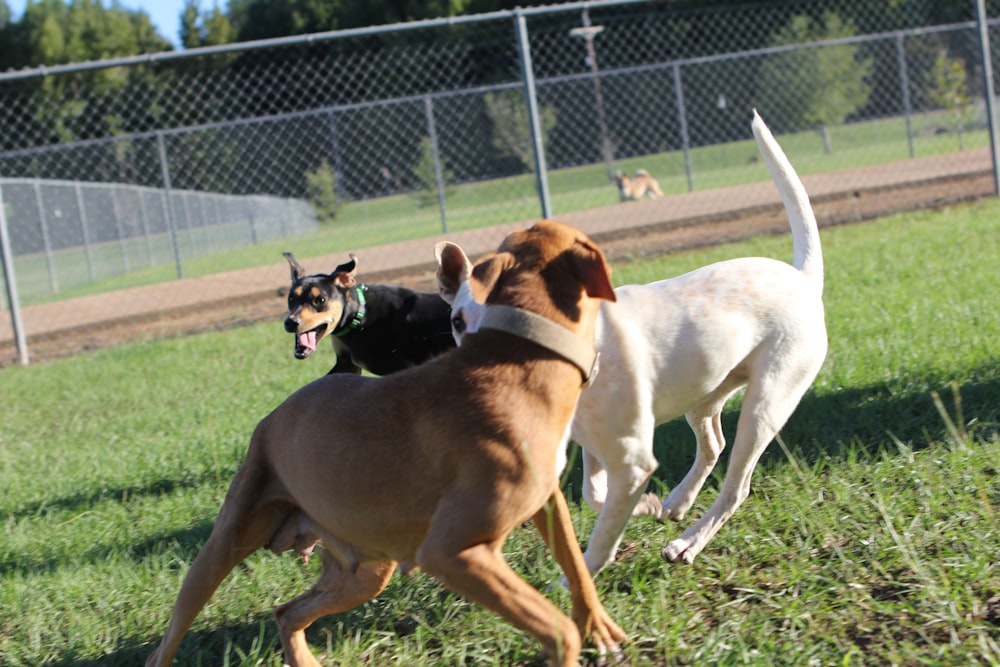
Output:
[283, 252, 455, 376]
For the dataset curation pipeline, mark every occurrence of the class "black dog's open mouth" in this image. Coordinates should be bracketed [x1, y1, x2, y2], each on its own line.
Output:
[293, 324, 328, 359]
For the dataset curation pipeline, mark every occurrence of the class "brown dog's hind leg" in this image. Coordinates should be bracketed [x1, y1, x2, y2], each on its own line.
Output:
[274, 552, 396, 667]
[145, 502, 289, 666]
[533, 490, 626, 657]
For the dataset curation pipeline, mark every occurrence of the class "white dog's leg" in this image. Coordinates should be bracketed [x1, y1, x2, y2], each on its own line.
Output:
[660, 410, 726, 521]
[663, 368, 817, 564]
[581, 449, 608, 513]
[580, 439, 659, 574]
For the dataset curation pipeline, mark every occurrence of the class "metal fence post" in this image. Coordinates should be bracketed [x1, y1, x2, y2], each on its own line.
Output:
[110, 186, 132, 274]
[513, 8, 552, 219]
[156, 130, 185, 279]
[423, 95, 449, 234]
[136, 186, 155, 267]
[895, 33, 915, 159]
[0, 181, 29, 365]
[31, 179, 59, 294]
[325, 109, 347, 199]
[672, 63, 694, 192]
[74, 182, 97, 281]
[976, 0, 1000, 195]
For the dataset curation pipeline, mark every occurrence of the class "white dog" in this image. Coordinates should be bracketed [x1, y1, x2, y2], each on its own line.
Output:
[436, 110, 826, 574]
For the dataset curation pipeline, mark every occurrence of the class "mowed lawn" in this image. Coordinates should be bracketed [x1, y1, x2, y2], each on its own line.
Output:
[0, 198, 998, 666]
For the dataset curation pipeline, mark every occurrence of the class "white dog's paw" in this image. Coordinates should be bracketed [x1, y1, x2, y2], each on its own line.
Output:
[632, 492, 662, 518]
[659, 490, 696, 522]
[662, 538, 698, 564]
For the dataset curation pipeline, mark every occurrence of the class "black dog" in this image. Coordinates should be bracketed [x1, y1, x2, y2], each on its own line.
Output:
[282, 252, 456, 376]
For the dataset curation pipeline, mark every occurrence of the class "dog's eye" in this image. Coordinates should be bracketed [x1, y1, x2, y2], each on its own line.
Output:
[314, 296, 326, 306]
[451, 314, 466, 335]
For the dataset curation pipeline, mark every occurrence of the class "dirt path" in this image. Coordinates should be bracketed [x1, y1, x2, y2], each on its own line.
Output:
[1, 149, 994, 366]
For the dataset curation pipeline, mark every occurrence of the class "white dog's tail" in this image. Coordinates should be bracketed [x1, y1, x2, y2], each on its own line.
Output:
[751, 109, 823, 294]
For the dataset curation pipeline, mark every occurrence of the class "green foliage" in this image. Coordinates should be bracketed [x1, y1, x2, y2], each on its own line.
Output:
[304, 158, 342, 224]
[0, 0, 172, 71]
[757, 12, 874, 152]
[483, 89, 557, 173]
[181, 0, 237, 49]
[411, 136, 455, 208]
[928, 50, 971, 148]
[227, 0, 471, 40]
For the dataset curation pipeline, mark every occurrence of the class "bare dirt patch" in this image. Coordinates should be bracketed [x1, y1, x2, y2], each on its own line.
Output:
[2, 170, 993, 367]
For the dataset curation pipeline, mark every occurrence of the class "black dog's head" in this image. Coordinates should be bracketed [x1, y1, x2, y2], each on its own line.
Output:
[282, 252, 357, 359]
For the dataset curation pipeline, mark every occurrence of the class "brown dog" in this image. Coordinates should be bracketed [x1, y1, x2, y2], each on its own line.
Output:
[145, 220, 625, 667]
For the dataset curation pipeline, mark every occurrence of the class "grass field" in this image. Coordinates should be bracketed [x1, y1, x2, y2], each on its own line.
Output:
[1, 198, 998, 665]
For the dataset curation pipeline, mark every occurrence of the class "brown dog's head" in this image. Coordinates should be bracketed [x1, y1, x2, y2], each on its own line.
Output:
[282, 252, 357, 359]
[436, 220, 615, 345]
[613, 171, 632, 200]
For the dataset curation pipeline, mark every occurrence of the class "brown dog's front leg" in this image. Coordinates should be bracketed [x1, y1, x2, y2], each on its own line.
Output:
[418, 539, 582, 667]
[532, 490, 626, 656]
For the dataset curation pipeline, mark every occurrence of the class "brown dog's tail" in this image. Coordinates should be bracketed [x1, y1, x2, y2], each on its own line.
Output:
[752, 109, 824, 296]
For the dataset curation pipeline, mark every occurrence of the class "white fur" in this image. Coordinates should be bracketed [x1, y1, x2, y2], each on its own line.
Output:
[442, 110, 827, 573]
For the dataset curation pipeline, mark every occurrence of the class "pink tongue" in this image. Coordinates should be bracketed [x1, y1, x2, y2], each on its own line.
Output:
[298, 331, 317, 351]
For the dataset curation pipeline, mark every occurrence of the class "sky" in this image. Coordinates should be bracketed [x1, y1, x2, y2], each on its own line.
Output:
[7, 0, 189, 48]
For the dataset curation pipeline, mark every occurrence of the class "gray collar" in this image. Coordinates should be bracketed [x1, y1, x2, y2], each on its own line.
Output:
[479, 304, 599, 386]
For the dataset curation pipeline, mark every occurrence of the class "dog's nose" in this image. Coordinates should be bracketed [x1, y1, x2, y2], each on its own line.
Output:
[284, 317, 299, 332]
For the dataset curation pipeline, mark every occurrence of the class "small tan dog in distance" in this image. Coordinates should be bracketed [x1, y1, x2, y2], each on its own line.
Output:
[615, 168, 664, 201]
[145, 220, 625, 667]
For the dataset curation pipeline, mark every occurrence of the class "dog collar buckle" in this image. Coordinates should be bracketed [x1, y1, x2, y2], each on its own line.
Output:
[583, 352, 600, 388]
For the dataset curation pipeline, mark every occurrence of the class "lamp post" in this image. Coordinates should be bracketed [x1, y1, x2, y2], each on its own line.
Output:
[570, 9, 614, 181]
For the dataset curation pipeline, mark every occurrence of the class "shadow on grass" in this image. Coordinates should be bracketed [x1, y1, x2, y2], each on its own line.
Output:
[41, 616, 278, 667]
[1, 470, 224, 576]
[7, 468, 230, 522]
[44, 584, 460, 667]
[560, 373, 1000, 503]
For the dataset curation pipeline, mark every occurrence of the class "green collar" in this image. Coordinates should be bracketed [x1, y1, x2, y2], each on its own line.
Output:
[334, 285, 367, 336]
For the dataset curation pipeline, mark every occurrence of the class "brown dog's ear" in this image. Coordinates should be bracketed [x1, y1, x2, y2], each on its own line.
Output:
[332, 254, 357, 288]
[283, 252, 306, 281]
[471, 252, 515, 303]
[571, 238, 617, 302]
[435, 242, 473, 305]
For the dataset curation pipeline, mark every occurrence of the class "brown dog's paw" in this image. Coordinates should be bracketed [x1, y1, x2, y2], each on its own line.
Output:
[577, 606, 627, 659]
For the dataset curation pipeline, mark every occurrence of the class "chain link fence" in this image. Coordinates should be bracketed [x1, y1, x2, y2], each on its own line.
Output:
[2, 0, 998, 364]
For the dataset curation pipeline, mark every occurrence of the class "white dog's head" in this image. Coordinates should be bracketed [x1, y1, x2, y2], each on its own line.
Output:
[434, 241, 485, 345]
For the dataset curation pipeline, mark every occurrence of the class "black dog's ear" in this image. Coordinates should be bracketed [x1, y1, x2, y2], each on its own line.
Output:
[284, 252, 306, 281]
[332, 253, 357, 288]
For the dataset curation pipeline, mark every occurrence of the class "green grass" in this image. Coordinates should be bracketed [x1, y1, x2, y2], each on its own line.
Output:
[1, 198, 998, 665]
[8, 110, 987, 306]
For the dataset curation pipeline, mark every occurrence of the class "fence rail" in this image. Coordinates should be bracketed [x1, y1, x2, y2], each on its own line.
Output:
[2, 0, 999, 364]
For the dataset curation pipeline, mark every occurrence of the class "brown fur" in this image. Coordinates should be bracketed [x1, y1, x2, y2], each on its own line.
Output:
[145, 220, 625, 667]
[615, 169, 664, 201]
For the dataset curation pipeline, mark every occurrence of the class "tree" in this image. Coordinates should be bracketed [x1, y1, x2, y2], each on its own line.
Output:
[305, 159, 342, 224]
[181, 0, 236, 49]
[226, 0, 471, 41]
[0, 0, 171, 71]
[411, 136, 454, 208]
[927, 50, 971, 150]
[757, 12, 874, 153]
[483, 89, 556, 173]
